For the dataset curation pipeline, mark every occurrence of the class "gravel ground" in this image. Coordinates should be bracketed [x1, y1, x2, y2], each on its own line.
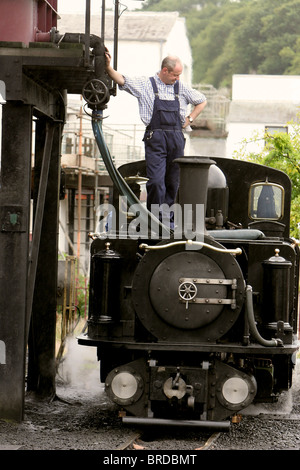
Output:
[211, 355, 300, 450]
[1, 337, 300, 452]
[0, 339, 134, 451]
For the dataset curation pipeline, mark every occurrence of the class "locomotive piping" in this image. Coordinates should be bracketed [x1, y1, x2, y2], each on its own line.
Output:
[52, 32, 105, 77]
[246, 285, 283, 347]
[91, 110, 171, 237]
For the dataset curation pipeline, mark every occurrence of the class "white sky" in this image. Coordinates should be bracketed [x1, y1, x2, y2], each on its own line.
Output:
[57, 0, 143, 14]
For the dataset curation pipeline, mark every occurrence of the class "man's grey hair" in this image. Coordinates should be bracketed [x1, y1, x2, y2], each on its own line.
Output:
[161, 56, 182, 71]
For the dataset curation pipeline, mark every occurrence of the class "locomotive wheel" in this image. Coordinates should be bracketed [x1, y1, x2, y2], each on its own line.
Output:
[82, 79, 109, 107]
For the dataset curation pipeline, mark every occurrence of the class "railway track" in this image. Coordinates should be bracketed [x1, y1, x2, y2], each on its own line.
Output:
[116, 430, 221, 451]
[116, 412, 300, 451]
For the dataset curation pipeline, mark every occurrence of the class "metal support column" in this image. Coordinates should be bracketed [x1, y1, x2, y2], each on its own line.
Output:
[27, 117, 62, 397]
[0, 102, 33, 421]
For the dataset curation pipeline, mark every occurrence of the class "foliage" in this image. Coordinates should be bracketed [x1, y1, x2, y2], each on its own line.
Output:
[233, 117, 300, 237]
[141, 0, 300, 88]
[76, 273, 89, 318]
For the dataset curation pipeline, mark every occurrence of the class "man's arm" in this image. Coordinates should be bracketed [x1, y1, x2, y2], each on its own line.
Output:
[183, 101, 207, 128]
[189, 101, 207, 120]
[105, 49, 125, 86]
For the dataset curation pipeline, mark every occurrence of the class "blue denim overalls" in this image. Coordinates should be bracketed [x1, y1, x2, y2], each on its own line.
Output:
[143, 76, 185, 227]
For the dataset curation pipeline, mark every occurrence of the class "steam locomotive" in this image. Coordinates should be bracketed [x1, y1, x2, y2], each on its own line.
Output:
[79, 147, 299, 429]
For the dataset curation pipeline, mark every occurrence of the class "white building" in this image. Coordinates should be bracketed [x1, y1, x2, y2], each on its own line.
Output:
[226, 74, 300, 157]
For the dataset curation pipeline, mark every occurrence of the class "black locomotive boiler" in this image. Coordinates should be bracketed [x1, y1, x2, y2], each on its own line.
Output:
[79, 155, 300, 429]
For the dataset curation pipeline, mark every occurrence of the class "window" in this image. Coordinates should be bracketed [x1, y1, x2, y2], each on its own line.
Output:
[265, 126, 288, 134]
[265, 126, 288, 146]
[249, 181, 284, 220]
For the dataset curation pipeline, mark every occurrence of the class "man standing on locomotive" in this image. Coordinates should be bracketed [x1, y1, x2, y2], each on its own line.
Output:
[104, 49, 207, 227]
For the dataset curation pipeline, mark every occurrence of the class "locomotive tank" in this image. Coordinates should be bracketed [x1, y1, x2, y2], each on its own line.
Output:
[79, 152, 299, 428]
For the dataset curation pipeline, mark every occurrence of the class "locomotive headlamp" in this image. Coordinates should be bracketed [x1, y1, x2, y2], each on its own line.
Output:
[106, 367, 144, 405]
[111, 372, 138, 400]
[222, 377, 249, 405]
[217, 373, 257, 411]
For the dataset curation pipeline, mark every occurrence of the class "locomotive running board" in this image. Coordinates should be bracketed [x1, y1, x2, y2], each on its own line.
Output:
[122, 416, 230, 431]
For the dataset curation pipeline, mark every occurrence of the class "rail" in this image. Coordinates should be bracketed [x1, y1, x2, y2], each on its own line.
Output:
[139, 239, 242, 255]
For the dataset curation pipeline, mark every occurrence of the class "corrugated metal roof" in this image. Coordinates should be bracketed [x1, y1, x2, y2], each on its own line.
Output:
[58, 11, 180, 42]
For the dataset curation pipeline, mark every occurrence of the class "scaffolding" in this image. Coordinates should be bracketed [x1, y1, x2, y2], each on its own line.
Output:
[193, 84, 230, 134]
[56, 256, 78, 370]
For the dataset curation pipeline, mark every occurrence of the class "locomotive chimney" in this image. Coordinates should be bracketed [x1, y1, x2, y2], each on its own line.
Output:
[174, 156, 215, 236]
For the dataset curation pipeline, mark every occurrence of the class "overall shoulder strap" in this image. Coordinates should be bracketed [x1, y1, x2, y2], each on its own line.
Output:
[174, 80, 179, 98]
[150, 76, 159, 95]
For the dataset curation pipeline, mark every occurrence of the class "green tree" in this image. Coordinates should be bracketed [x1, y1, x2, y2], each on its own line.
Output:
[287, 37, 300, 75]
[258, 1, 300, 74]
[190, 3, 244, 87]
[142, 0, 300, 88]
